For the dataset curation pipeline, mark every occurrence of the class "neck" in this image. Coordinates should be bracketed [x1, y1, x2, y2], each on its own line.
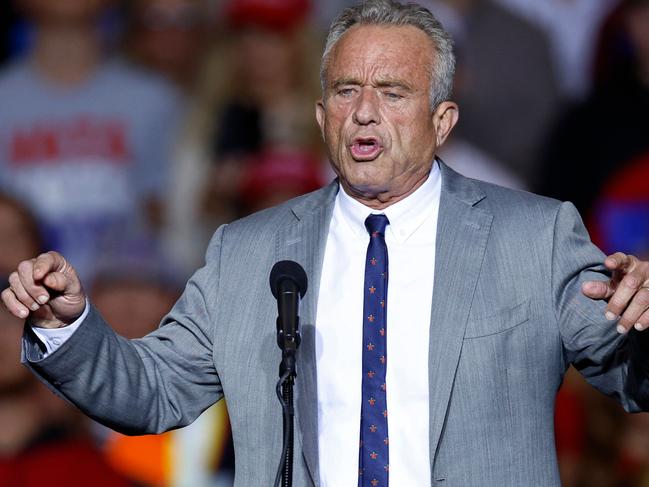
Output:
[32, 23, 101, 87]
[343, 170, 431, 210]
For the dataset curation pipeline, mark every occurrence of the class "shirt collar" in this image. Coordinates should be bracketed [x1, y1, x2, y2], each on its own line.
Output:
[336, 160, 441, 244]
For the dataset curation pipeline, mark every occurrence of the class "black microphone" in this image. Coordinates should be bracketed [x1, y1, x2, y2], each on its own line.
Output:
[270, 260, 307, 376]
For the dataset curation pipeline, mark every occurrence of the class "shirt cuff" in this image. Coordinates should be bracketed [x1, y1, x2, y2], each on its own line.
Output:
[30, 300, 90, 357]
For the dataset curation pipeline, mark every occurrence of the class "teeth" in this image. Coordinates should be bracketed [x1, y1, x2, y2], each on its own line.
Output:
[356, 144, 375, 153]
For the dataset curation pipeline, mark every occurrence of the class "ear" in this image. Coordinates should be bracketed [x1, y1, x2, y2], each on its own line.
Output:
[315, 99, 326, 139]
[432, 101, 459, 147]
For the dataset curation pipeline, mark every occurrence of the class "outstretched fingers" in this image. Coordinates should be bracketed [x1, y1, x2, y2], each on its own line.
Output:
[619, 286, 649, 332]
[601, 253, 649, 333]
[582, 252, 649, 334]
[606, 271, 644, 321]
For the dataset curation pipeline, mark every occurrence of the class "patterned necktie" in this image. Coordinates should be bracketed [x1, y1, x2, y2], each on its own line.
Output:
[359, 213, 390, 487]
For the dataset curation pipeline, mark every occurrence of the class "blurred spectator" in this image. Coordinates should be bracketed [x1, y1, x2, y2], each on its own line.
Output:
[212, 0, 321, 159]
[91, 235, 183, 339]
[0, 0, 183, 284]
[0, 195, 41, 411]
[539, 0, 649, 219]
[435, 22, 528, 191]
[491, 0, 620, 100]
[125, 0, 214, 93]
[121, 0, 222, 278]
[0, 193, 131, 487]
[0, 310, 133, 487]
[162, 0, 325, 274]
[422, 0, 561, 187]
[91, 251, 234, 486]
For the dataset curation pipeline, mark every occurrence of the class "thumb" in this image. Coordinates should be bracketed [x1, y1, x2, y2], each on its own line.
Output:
[43, 271, 69, 293]
[582, 280, 614, 300]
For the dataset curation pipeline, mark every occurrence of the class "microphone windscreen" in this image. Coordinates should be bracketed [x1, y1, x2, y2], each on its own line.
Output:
[269, 260, 308, 299]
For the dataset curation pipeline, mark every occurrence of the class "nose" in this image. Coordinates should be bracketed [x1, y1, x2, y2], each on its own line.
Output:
[352, 87, 380, 126]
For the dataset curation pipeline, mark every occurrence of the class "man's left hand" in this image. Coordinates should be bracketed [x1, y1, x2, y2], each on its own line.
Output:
[582, 252, 649, 333]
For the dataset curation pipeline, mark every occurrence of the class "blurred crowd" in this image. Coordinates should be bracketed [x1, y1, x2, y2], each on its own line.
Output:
[0, 0, 648, 485]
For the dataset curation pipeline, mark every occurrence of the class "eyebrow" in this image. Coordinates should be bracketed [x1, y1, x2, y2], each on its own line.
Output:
[330, 78, 361, 90]
[375, 80, 414, 92]
[330, 77, 414, 93]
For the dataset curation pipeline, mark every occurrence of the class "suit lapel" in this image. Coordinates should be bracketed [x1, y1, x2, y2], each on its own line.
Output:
[275, 181, 338, 486]
[428, 163, 493, 462]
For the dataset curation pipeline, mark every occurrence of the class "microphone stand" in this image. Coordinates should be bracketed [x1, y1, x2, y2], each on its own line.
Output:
[275, 311, 300, 487]
[270, 261, 307, 487]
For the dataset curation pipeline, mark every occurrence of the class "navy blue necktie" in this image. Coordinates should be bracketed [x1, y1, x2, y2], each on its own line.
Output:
[359, 214, 390, 487]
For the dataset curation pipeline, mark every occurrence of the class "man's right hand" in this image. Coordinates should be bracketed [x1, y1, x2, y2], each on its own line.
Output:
[1, 251, 86, 329]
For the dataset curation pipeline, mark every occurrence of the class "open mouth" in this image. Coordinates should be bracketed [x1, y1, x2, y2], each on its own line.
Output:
[349, 137, 383, 161]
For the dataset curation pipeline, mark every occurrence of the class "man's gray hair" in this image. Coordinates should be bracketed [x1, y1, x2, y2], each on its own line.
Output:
[320, 0, 455, 109]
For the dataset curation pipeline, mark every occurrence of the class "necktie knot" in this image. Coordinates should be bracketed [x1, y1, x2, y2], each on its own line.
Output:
[365, 214, 389, 237]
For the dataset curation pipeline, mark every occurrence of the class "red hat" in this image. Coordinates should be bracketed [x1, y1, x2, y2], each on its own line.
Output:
[224, 0, 311, 32]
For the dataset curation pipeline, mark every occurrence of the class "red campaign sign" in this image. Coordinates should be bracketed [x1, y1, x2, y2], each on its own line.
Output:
[9, 116, 130, 166]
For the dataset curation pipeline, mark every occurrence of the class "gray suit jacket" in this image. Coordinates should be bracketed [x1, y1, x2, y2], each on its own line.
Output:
[23, 163, 649, 486]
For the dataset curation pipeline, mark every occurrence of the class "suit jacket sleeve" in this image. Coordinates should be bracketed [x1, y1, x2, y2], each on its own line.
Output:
[21, 226, 228, 435]
[552, 201, 649, 412]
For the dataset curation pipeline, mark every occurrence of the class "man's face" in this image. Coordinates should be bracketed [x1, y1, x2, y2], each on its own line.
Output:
[316, 24, 457, 207]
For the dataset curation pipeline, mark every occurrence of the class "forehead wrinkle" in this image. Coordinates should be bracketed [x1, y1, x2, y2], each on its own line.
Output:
[329, 60, 419, 85]
[324, 25, 436, 97]
[333, 53, 430, 87]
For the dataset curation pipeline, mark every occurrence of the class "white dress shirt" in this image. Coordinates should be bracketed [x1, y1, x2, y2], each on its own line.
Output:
[31, 300, 88, 354]
[34, 162, 442, 485]
[316, 163, 441, 486]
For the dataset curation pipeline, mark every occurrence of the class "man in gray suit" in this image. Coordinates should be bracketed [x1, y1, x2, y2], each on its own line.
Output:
[3, 1, 649, 485]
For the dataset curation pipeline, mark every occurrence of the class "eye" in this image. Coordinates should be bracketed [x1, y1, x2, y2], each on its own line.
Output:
[337, 87, 357, 97]
[384, 91, 403, 101]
